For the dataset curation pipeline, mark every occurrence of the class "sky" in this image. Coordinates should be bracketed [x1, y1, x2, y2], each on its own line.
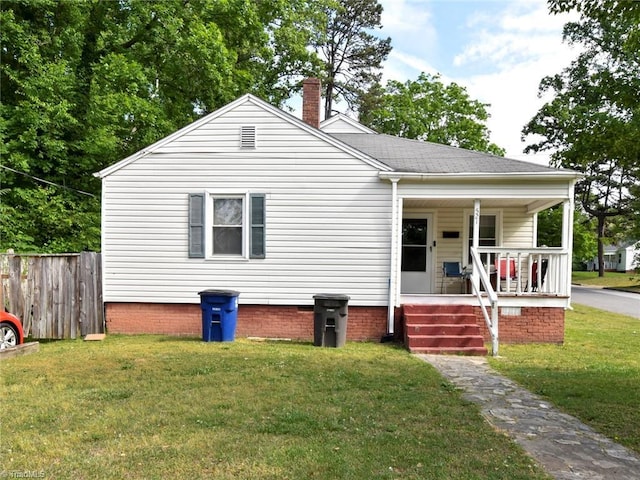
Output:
[369, 0, 580, 165]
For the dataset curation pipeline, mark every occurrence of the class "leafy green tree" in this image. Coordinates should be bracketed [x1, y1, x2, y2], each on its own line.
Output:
[523, 1, 640, 276]
[537, 206, 597, 269]
[1, 0, 325, 253]
[360, 73, 505, 155]
[316, 0, 391, 119]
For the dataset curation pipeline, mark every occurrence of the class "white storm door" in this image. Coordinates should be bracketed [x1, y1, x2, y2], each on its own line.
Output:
[400, 216, 433, 294]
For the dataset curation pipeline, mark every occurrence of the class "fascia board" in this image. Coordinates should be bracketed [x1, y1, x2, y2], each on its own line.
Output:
[94, 94, 257, 179]
[379, 171, 583, 181]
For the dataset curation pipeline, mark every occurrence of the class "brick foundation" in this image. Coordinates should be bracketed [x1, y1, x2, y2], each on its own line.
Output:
[105, 303, 564, 344]
[474, 306, 565, 344]
[105, 303, 388, 341]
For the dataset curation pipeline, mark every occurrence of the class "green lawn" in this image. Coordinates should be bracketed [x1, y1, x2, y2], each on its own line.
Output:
[489, 304, 640, 454]
[572, 270, 640, 292]
[4, 304, 638, 478]
[1, 337, 549, 480]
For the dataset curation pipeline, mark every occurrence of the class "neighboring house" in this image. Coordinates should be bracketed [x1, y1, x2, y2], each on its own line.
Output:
[617, 243, 640, 272]
[586, 242, 640, 272]
[95, 78, 581, 351]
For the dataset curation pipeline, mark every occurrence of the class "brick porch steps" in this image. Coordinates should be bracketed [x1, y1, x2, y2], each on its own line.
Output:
[403, 304, 488, 356]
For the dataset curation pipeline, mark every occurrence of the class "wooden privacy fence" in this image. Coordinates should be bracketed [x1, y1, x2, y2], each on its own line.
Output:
[0, 252, 103, 339]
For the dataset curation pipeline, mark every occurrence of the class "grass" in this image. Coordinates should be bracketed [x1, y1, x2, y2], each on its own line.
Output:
[489, 304, 640, 454]
[572, 270, 640, 292]
[1, 338, 550, 480]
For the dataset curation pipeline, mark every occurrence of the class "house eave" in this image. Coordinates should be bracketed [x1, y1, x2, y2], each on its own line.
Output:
[379, 171, 582, 182]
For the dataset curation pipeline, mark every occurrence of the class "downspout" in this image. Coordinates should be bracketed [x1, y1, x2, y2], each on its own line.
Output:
[386, 177, 400, 338]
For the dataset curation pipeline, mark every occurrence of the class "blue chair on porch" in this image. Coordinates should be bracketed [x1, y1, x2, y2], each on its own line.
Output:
[441, 261, 464, 293]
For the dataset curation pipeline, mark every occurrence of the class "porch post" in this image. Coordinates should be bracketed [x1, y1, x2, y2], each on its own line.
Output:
[562, 183, 576, 299]
[472, 199, 481, 290]
[387, 177, 401, 335]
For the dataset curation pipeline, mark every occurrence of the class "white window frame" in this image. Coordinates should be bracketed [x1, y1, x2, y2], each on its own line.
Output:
[462, 209, 502, 265]
[205, 192, 250, 260]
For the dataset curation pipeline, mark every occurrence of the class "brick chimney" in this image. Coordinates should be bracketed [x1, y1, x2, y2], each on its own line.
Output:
[302, 78, 321, 129]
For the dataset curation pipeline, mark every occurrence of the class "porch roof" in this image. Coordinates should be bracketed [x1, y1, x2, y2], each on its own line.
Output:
[330, 133, 574, 175]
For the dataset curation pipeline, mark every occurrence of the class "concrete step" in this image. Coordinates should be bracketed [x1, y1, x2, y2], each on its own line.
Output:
[406, 334, 485, 349]
[403, 304, 487, 356]
[405, 324, 480, 336]
[408, 345, 489, 355]
[404, 312, 477, 325]
[403, 304, 473, 315]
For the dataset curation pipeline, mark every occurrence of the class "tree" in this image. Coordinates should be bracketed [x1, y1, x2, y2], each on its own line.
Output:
[522, 1, 640, 276]
[360, 73, 505, 155]
[537, 205, 597, 269]
[316, 0, 391, 119]
[1, 0, 325, 253]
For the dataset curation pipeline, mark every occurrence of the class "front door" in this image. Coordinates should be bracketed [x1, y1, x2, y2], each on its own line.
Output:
[401, 216, 433, 294]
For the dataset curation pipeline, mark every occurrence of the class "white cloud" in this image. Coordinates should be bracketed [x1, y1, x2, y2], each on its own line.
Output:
[450, 2, 580, 164]
[378, 0, 580, 164]
[384, 50, 441, 82]
[380, 0, 439, 63]
[454, 2, 576, 69]
[381, 0, 434, 33]
[498, 3, 573, 33]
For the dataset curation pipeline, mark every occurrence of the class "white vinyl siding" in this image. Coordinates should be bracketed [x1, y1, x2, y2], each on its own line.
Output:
[431, 207, 534, 290]
[397, 181, 572, 201]
[434, 209, 463, 260]
[502, 208, 535, 247]
[101, 101, 391, 306]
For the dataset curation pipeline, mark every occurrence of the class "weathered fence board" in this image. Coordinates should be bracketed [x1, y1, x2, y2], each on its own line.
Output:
[0, 252, 103, 339]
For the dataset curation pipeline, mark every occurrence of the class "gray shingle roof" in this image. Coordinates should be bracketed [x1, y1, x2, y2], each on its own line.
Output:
[329, 133, 562, 174]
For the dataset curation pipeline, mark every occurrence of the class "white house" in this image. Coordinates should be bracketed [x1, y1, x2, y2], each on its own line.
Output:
[617, 243, 639, 272]
[96, 79, 581, 354]
[587, 242, 639, 272]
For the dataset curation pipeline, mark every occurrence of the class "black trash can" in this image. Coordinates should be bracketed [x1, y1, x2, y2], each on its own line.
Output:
[198, 290, 240, 342]
[313, 294, 349, 348]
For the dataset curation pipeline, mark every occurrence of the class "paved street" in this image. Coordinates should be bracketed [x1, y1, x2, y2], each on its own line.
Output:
[571, 285, 640, 318]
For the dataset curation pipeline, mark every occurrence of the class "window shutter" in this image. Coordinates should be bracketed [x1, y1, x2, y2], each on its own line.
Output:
[249, 194, 265, 259]
[188, 193, 205, 258]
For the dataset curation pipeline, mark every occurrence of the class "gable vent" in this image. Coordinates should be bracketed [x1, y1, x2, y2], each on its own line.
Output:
[240, 126, 256, 149]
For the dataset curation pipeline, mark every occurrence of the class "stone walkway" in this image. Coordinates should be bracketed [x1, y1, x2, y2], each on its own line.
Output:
[417, 354, 640, 480]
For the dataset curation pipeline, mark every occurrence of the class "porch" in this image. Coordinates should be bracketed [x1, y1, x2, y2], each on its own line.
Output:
[381, 171, 578, 355]
[399, 246, 570, 356]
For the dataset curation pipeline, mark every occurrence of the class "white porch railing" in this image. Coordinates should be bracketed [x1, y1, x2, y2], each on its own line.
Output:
[468, 246, 570, 357]
[475, 247, 570, 296]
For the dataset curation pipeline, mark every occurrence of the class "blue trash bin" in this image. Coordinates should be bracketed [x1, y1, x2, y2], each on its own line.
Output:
[198, 290, 240, 342]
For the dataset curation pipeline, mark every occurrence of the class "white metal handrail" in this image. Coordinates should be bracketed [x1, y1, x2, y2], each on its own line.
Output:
[469, 247, 499, 356]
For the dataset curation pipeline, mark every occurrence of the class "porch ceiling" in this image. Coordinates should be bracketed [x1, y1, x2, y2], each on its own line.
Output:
[403, 198, 562, 211]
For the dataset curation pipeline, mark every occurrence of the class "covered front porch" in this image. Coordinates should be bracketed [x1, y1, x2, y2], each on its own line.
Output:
[383, 173, 577, 356]
[398, 245, 571, 357]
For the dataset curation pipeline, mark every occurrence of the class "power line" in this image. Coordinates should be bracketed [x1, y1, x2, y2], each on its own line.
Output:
[0, 165, 96, 197]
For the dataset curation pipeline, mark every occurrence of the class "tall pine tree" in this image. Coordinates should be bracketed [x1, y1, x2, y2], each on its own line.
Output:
[316, 0, 391, 119]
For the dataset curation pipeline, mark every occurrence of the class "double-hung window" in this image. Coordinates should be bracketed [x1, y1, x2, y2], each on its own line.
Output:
[188, 192, 265, 259]
[212, 197, 243, 255]
[466, 213, 498, 264]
